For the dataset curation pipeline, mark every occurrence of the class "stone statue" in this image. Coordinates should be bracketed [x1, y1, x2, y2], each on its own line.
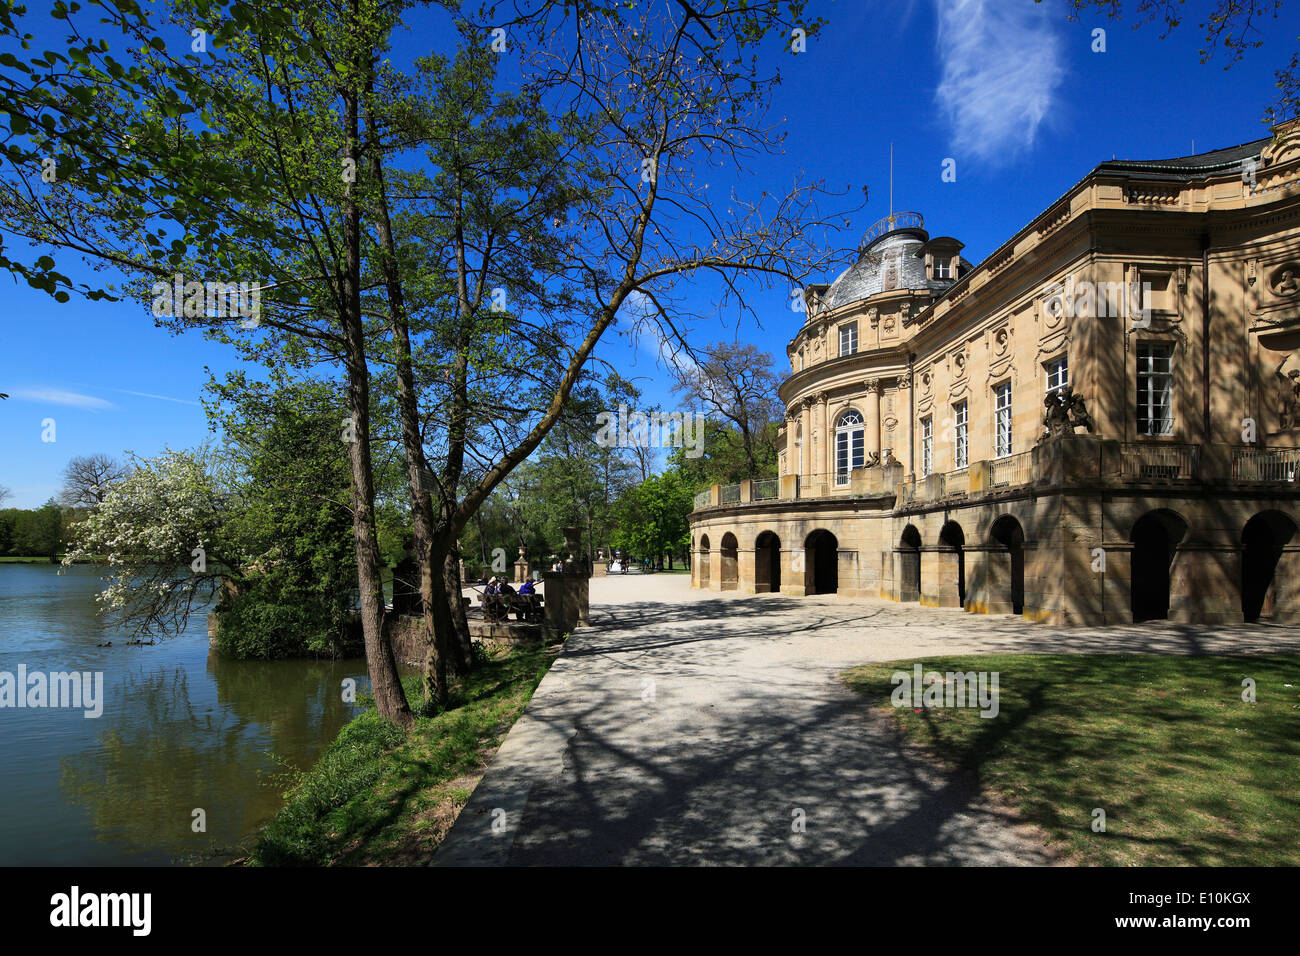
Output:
[1274, 358, 1300, 428]
[1065, 390, 1095, 433]
[864, 450, 881, 468]
[1041, 392, 1072, 441]
[1040, 388, 1095, 442]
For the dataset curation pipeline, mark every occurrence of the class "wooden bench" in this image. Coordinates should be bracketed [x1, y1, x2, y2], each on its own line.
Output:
[479, 591, 544, 623]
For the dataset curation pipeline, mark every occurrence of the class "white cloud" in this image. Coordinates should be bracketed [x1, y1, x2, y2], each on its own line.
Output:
[934, 0, 1066, 165]
[8, 387, 115, 411]
[110, 388, 201, 407]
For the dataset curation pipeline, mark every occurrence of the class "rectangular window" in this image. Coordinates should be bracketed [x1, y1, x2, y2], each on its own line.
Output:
[953, 401, 968, 469]
[1137, 343, 1174, 436]
[934, 256, 952, 279]
[1046, 356, 1068, 394]
[920, 417, 933, 477]
[994, 382, 1012, 458]
[839, 322, 858, 356]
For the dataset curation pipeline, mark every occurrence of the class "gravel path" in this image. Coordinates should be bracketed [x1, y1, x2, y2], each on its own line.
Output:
[434, 574, 1300, 866]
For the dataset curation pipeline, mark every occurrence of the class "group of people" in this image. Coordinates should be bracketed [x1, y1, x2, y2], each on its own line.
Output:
[483, 575, 538, 622]
[484, 575, 535, 596]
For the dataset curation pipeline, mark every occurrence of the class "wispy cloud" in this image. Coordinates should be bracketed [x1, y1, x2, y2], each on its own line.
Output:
[109, 388, 202, 407]
[934, 0, 1066, 166]
[7, 387, 115, 411]
[617, 291, 701, 378]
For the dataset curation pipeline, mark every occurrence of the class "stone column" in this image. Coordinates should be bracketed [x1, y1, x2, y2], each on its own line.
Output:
[818, 391, 831, 480]
[799, 399, 812, 480]
[865, 379, 882, 461]
[895, 371, 912, 476]
[785, 413, 797, 477]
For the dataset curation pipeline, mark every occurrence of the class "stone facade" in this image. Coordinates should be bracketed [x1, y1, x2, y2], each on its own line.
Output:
[691, 120, 1300, 626]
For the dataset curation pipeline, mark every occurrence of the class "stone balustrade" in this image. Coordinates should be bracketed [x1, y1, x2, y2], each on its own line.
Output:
[690, 436, 1300, 514]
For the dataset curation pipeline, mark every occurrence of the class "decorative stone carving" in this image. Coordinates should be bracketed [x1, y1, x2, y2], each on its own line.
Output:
[952, 352, 967, 379]
[896, 371, 911, 389]
[993, 327, 1010, 356]
[1270, 263, 1300, 297]
[1039, 388, 1095, 442]
[883, 315, 896, 334]
[1261, 118, 1300, 168]
[865, 378, 882, 394]
[1273, 356, 1300, 428]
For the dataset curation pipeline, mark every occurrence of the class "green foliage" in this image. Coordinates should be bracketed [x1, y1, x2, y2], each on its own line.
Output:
[460, 380, 638, 565]
[0, 500, 66, 557]
[669, 419, 780, 488]
[251, 645, 558, 866]
[609, 469, 693, 563]
[208, 377, 362, 659]
[251, 709, 407, 866]
[216, 579, 361, 659]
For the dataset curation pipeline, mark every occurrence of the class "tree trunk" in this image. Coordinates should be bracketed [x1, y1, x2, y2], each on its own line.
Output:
[365, 102, 451, 709]
[432, 533, 472, 673]
[340, 47, 411, 730]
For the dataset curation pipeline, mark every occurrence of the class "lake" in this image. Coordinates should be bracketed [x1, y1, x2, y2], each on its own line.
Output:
[0, 563, 374, 865]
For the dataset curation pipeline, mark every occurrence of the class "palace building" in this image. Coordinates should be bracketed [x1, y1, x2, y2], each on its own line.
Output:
[689, 119, 1300, 625]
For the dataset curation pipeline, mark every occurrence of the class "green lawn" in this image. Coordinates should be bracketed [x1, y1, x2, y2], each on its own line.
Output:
[843, 654, 1300, 866]
[250, 641, 560, 866]
[0, 555, 59, 563]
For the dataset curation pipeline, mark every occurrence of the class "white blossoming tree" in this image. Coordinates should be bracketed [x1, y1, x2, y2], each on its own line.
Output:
[61, 448, 241, 637]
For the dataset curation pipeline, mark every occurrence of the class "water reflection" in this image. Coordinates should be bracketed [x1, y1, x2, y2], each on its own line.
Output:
[2, 564, 371, 865]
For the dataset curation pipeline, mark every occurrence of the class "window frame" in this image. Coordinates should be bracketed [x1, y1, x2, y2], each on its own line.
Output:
[994, 381, 1013, 459]
[838, 322, 858, 357]
[953, 400, 968, 469]
[920, 416, 933, 477]
[1045, 355, 1069, 395]
[834, 410, 865, 486]
[1136, 342, 1174, 437]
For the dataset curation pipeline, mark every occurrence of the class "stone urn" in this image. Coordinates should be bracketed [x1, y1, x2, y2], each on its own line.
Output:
[563, 526, 582, 571]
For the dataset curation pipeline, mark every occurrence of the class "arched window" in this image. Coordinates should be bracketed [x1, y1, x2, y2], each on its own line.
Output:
[835, 410, 865, 486]
[794, 423, 803, 475]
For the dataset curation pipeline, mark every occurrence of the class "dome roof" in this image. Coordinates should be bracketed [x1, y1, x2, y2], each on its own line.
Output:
[820, 212, 947, 312]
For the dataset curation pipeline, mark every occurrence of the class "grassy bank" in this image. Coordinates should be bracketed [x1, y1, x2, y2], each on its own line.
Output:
[843, 653, 1300, 866]
[0, 555, 59, 563]
[251, 640, 561, 866]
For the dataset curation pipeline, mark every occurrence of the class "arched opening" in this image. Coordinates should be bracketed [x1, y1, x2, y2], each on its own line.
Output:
[699, 534, 711, 589]
[835, 409, 865, 486]
[755, 531, 782, 594]
[794, 423, 803, 476]
[804, 529, 839, 595]
[990, 516, 1025, 615]
[939, 520, 966, 608]
[720, 532, 739, 590]
[1130, 510, 1188, 622]
[898, 525, 921, 602]
[1242, 510, 1297, 621]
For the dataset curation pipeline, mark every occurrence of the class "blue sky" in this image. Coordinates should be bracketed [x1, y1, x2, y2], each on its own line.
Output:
[1, 0, 1295, 507]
